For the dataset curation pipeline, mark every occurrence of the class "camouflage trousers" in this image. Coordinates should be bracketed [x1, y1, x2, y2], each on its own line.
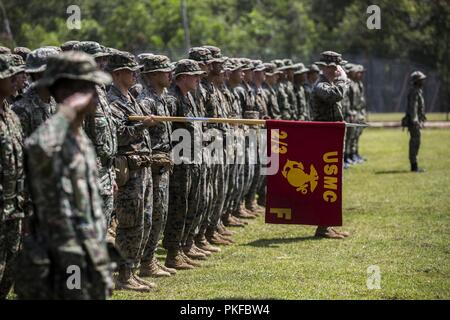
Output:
[115, 166, 152, 269]
[163, 164, 192, 250]
[408, 124, 421, 164]
[0, 219, 22, 299]
[222, 164, 237, 214]
[345, 126, 356, 156]
[257, 175, 267, 207]
[232, 163, 247, 215]
[207, 163, 227, 229]
[196, 163, 214, 240]
[101, 193, 114, 229]
[182, 164, 202, 245]
[142, 167, 170, 262]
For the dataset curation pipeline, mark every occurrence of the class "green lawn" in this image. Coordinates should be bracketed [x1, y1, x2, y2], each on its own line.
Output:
[368, 112, 449, 122]
[112, 127, 450, 300]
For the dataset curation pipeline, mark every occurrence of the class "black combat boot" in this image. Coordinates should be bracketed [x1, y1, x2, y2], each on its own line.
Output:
[411, 162, 424, 172]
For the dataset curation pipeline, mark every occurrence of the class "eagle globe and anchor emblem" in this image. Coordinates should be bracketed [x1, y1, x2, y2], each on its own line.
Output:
[281, 160, 319, 195]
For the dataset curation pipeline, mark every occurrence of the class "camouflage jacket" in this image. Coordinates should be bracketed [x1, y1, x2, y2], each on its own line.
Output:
[107, 85, 152, 156]
[12, 86, 57, 137]
[312, 75, 348, 122]
[294, 84, 309, 121]
[274, 82, 291, 120]
[253, 85, 269, 118]
[170, 85, 203, 164]
[0, 100, 26, 221]
[283, 80, 298, 119]
[349, 80, 366, 121]
[24, 110, 113, 299]
[83, 85, 117, 196]
[136, 83, 174, 153]
[406, 86, 426, 124]
[262, 83, 281, 120]
[222, 84, 242, 119]
[235, 82, 258, 119]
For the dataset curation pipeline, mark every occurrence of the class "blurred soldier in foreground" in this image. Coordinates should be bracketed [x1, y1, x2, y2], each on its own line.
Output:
[402, 71, 427, 172]
[0, 54, 27, 299]
[15, 52, 114, 299]
[312, 51, 350, 239]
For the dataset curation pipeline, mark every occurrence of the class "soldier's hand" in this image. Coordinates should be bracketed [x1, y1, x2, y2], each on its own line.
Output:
[337, 65, 348, 81]
[143, 115, 158, 127]
[63, 92, 96, 114]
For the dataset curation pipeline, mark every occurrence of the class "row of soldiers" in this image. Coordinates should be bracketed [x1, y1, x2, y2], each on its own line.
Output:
[0, 42, 360, 299]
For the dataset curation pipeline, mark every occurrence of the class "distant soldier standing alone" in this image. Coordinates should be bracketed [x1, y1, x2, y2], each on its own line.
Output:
[403, 71, 427, 172]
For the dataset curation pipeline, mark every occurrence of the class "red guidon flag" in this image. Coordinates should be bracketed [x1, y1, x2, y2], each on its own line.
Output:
[265, 120, 346, 226]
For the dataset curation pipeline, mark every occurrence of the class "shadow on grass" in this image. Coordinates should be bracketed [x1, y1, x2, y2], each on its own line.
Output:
[244, 236, 319, 248]
[375, 170, 410, 174]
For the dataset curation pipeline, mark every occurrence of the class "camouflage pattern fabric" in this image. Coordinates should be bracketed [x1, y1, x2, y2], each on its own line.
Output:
[311, 74, 348, 122]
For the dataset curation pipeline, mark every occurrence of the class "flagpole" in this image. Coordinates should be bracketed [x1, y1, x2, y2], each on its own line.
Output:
[128, 115, 368, 127]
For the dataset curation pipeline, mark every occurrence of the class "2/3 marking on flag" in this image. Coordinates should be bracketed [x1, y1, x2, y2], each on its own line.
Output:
[269, 208, 292, 220]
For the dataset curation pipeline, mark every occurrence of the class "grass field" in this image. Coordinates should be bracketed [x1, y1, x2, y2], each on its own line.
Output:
[112, 127, 450, 300]
[368, 112, 449, 122]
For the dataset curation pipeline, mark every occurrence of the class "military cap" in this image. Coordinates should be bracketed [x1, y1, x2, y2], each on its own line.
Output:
[13, 47, 31, 60]
[224, 58, 244, 72]
[0, 54, 24, 79]
[26, 47, 60, 73]
[410, 70, 426, 82]
[355, 64, 366, 73]
[43, 46, 62, 53]
[344, 63, 355, 73]
[141, 54, 173, 73]
[279, 59, 297, 70]
[240, 58, 254, 71]
[137, 53, 154, 63]
[202, 45, 226, 63]
[188, 47, 213, 63]
[60, 41, 80, 51]
[315, 51, 347, 67]
[264, 63, 281, 76]
[8, 54, 26, 74]
[34, 51, 111, 88]
[271, 59, 285, 70]
[73, 41, 109, 58]
[106, 51, 141, 72]
[0, 46, 11, 54]
[253, 61, 267, 72]
[174, 59, 206, 77]
[294, 63, 309, 75]
[308, 64, 320, 73]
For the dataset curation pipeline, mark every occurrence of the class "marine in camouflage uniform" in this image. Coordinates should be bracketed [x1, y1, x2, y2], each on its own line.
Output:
[351, 65, 367, 163]
[74, 42, 118, 229]
[272, 59, 292, 120]
[15, 52, 113, 299]
[12, 48, 59, 138]
[107, 51, 155, 292]
[293, 63, 310, 121]
[197, 46, 233, 247]
[0, 54, 27, 299]
[163, 59, 207, 270]
[136, 55, 178, 277]
[8, 54, 28, 103]
[404, 71, 427, 172]
[234, 58, 259, 219]
[312, 51, 351, 239]
[262, 63, 282, 120]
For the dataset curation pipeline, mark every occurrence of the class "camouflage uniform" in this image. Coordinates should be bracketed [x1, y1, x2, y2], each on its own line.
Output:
[136, 55, 175, 266]
[163, 60, 205, 254]
[405, 71, 427, 170]
[293, 64, 310, 121]
[311, 51, 350, 239]
[73, 42, 118, 228]
[272, 60, 294, 120]
[262, 63, 282, 120]
[108, 83, 153, 270]
[15, 52, 113, 299]
[12, 48, 60, 137]
[352, 65, 367, 159]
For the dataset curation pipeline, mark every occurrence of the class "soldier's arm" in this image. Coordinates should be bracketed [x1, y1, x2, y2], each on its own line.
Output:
[406, 90, 418, 122]
[12, 102, 32, 138]
[316, 80, 348, 103]
[110, 102, 148, 145]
